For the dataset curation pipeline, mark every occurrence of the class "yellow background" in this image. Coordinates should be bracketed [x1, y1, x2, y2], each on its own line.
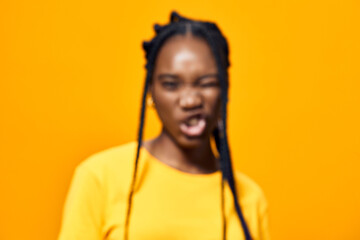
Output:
[1, 0, 359, 239]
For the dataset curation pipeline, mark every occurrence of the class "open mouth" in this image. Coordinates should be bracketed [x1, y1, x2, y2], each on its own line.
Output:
[180, 115, 206, 137]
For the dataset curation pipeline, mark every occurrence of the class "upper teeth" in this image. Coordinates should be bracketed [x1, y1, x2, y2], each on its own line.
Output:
[188, 118, 199, 126]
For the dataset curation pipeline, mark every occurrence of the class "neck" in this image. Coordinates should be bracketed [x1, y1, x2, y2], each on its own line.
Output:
[143, 130, 219, 174]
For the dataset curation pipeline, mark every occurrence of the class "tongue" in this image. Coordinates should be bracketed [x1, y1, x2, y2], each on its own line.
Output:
[180, 118, 206, 137]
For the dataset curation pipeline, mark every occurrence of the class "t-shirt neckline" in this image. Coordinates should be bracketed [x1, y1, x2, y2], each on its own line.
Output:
[140, 145, 222, 179]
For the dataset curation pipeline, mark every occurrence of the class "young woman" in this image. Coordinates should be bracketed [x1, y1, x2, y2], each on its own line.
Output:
[58, 11, 269, 240]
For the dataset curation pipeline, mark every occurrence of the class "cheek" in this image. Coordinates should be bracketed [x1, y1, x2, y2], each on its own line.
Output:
[153, 90, 177, 125]
[204, 89, 221, 111]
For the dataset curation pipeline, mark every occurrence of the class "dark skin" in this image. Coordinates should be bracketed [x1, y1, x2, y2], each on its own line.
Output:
[143, 33, 222, 174]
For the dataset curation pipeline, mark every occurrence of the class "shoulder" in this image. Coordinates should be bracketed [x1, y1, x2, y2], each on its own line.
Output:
[75, 141, 138, 184]
[59, 142, 139, 240]
[233, 171, 270, 239]
[233, 171, 268, 211]
[79, 141, 137, 169]
[233, 171, 264, 197]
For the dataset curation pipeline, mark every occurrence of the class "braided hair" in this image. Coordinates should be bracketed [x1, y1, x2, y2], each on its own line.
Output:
[124, 11, 252, 240]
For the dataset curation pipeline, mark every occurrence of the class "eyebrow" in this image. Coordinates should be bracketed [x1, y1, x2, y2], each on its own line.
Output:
[157, 74, 179, 80]
[197, 73, 219, 81]
[157, 73, 218, 81]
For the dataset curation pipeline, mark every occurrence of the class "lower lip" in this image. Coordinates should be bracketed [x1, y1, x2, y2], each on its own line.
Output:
[179, 119, 206, 137]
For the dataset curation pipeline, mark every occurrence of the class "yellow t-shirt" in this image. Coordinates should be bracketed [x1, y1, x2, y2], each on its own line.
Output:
[58, 141, 270, 240]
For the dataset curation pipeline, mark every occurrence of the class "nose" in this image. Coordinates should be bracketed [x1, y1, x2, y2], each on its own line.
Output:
[179, 89, 203, 110]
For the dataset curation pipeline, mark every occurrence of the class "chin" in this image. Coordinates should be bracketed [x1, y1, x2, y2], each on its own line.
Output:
[176, 135, 209, 149]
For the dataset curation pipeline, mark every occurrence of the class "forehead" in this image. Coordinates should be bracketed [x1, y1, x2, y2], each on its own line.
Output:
[154, 34, 217, 74]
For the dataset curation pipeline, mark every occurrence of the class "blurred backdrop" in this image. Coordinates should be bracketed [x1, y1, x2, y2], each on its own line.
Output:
[1, 0, 359, 239]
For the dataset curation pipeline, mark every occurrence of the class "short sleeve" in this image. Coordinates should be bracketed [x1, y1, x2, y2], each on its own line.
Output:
[58, 164, 105, 240]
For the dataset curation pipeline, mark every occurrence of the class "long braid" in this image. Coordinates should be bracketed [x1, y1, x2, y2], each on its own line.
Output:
[124, 23, 185, 240]
[221, 110, 252, 240]
[193, 20, 252, 240]
[214, 126, 227, 239]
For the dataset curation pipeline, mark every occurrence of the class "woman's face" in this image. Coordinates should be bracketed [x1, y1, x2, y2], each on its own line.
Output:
[150, 34, 222, 149]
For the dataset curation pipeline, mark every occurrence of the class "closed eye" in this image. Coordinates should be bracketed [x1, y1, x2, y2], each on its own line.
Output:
[162, 82, 179, 90]
[197, 74, 219, 88]
[200, 82, 219, 88]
